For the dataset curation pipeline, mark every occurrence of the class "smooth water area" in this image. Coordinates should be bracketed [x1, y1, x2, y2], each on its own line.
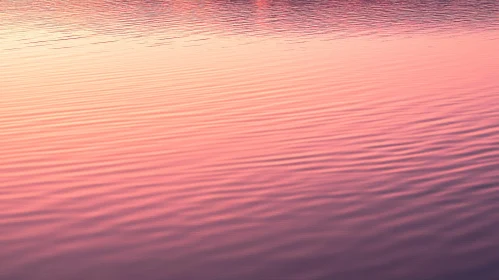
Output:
[1, 1, 499, 279]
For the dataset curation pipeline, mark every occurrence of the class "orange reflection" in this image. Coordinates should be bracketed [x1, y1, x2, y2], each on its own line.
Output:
[256, 0, 269, 9]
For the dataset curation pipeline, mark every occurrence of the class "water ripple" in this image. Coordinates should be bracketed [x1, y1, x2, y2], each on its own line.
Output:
[1, 0, 499, 280]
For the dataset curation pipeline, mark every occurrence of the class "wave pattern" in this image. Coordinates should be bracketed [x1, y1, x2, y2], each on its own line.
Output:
[1, 0, 499, 49]
[1, 1, 499, 280]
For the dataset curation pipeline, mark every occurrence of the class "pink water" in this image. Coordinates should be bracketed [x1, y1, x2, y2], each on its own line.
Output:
[1, 1, 499, 279]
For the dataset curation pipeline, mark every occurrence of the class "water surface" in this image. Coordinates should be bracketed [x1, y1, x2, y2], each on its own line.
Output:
[1, 1, 499, 279]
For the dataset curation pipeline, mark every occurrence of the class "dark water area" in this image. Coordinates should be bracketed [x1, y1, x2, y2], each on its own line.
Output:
[1, 1, 499, 279]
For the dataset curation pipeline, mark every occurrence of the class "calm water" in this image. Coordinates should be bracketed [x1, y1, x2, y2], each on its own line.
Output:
[1, 0, 499, 279]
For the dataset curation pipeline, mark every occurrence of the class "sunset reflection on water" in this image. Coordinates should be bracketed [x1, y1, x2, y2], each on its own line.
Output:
[1, 1, 499, 280]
